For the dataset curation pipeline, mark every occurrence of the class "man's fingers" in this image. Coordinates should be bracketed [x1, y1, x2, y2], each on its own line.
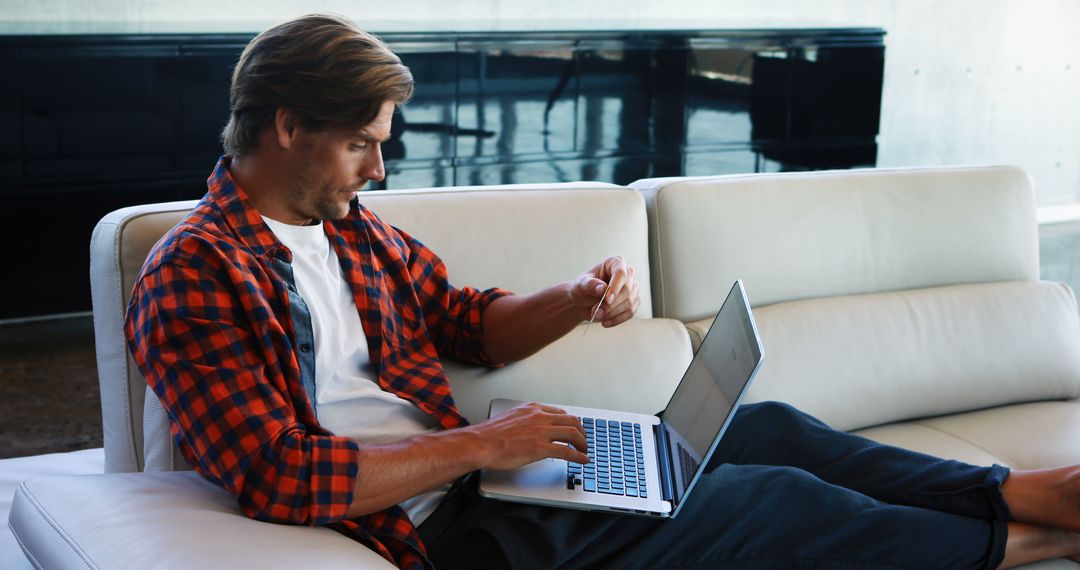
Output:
[550, 443, 591, 465]
[597, 280, 640, 324]
[524, 403, 585, 434]
[534, 402, 569, 415]
[604, 258, 629, 303]
[589, 278, 606, 296]
[546, 414, 587, 431]
[547, 426, 588, 453]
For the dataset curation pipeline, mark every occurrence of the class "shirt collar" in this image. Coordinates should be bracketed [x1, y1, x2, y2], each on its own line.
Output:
[206, 155, 291, 261]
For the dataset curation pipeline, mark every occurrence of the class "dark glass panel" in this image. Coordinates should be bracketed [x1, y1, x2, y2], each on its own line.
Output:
[748, 51, 792, 143]
[788, 46, 885, 140]
[0, 28, 886, 319]
[686, 42, 786, 145]
[457, 158, 592, 186]
[179, 44, 244, 173]
[22, 45, 181, 180]
[577, 42, 653, 155]
[457, 42, 576, 160]
[457, 153, 678, 187]
[393, 44, 457, 163]
[0, 48, 19, 180]
[651, 39, 690, 153]
[0, 180, 190, 319]
[380, 161, 453, 190]
[683, 148, 757, 177]
[758, 143, 878, 171]
[577, 38, 688, 181]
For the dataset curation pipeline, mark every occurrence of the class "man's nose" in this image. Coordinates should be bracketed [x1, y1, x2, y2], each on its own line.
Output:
[362, 145, 385, 182]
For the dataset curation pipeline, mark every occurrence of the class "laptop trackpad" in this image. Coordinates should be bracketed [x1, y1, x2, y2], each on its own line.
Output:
[486, 457, 564, 489]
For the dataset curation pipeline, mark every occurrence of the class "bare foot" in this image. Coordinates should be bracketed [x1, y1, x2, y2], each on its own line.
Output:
[1002, 524, 1080, 567]
[1002, 466, 1080, 533]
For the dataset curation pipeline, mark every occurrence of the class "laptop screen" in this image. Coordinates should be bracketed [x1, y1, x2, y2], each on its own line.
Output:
[662, 281, 762, 464]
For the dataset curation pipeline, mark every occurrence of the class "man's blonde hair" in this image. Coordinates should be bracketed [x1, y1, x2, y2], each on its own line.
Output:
[221, 13, 413, 156]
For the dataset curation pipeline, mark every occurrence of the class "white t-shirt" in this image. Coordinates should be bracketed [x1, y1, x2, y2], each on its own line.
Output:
[262, 216, 449, 526]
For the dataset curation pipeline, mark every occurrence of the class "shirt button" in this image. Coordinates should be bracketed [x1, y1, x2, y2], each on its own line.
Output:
[299, 343, 312, 353]
[287, 284, 297, 292]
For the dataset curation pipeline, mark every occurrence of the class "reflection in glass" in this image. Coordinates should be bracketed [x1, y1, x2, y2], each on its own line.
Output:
[457, 45, 576, 161]
[577, 46, 651, 153]
[684, 149, 757, 177]
[396, 48, 458, 162]
[686, 45, 771, 145]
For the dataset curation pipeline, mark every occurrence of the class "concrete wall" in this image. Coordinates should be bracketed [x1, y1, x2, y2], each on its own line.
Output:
[3, 0, 1079, 208]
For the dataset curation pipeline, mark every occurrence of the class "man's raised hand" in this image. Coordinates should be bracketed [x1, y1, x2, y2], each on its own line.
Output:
[570, 255, 642, 329]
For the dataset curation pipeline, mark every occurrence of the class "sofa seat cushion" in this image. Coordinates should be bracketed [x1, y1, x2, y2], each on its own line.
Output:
[9, 445, 1078, 570]
[1, 448, 104, 570]
[855, 400, 1080, 470]
[8, 471, 393, 570]
[687, 281, 1080, 432]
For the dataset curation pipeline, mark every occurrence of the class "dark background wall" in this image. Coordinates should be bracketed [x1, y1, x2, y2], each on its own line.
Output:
[0, 27, 884, 320]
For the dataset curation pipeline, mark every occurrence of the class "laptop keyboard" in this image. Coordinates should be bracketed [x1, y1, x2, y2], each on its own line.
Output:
[567, 417, 647, 498]
[677, 443, 700, 490]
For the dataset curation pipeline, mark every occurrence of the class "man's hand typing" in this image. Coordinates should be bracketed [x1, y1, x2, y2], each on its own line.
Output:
[347, 402, 588, 518]
[464, 401, 590, 469]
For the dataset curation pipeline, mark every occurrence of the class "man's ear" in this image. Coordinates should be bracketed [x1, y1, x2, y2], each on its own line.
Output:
[273, 107, 299, 150]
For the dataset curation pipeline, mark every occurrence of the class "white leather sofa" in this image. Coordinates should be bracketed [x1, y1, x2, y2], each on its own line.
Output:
[7, 166, 1079, 568]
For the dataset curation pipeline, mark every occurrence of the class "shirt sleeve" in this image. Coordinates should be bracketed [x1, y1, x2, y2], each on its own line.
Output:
[395, 227, 513, 367]
[125, 258, 362, 527]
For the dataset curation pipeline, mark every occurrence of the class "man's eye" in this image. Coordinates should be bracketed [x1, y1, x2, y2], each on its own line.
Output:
[350, 143, 368, 151]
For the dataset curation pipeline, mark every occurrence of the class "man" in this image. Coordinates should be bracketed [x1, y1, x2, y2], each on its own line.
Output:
[126, 13, 1080, 569]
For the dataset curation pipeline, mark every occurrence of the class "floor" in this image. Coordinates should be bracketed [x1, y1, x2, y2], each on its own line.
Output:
[2, 222, 1079, 459]
[0, 316, 100, 459]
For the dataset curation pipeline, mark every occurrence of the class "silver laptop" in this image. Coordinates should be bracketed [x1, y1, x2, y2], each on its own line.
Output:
[479, 280, 764, 518]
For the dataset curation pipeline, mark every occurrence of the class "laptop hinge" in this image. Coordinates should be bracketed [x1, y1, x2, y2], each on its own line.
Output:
[653, 422, 676, 506]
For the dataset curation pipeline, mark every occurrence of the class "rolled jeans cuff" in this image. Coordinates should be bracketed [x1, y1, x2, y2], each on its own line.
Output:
[985, 463, 1013, 521]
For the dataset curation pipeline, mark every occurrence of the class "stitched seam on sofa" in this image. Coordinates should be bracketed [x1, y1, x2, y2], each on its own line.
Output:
[114, 215, 141, 472]
[912, 422, 1018, 467]
[364, 184, 626, 197]
[661, 164, 1016, 193]
[653, 187, 667, 318]
[9, 520, 44, 569]
[16, 484, 95, 569]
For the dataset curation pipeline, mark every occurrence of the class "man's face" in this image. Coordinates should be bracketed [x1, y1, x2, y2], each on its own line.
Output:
[284, 100, 395, 223]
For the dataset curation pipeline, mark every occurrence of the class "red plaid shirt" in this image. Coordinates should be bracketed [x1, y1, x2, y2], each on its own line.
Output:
[125, 157, 511, 569]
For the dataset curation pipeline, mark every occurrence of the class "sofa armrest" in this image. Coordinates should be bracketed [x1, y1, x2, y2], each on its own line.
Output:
[8, 471, 394, 569]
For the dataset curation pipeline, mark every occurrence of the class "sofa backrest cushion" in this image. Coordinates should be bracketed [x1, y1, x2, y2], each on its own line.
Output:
[443, 318, 692, 424]
[634, 166, 1039, 322]
[92, 184, 650, 472]
[359, 183, 653, 317]
[724, 281, 1080, 431]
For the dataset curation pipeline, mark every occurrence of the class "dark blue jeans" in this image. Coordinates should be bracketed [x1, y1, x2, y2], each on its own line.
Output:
[420, 401, 1011, 569]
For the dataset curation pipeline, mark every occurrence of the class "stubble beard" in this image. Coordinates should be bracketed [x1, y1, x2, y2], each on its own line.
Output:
[314, 186, 353, 221]
[289, 167, 353, 223]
